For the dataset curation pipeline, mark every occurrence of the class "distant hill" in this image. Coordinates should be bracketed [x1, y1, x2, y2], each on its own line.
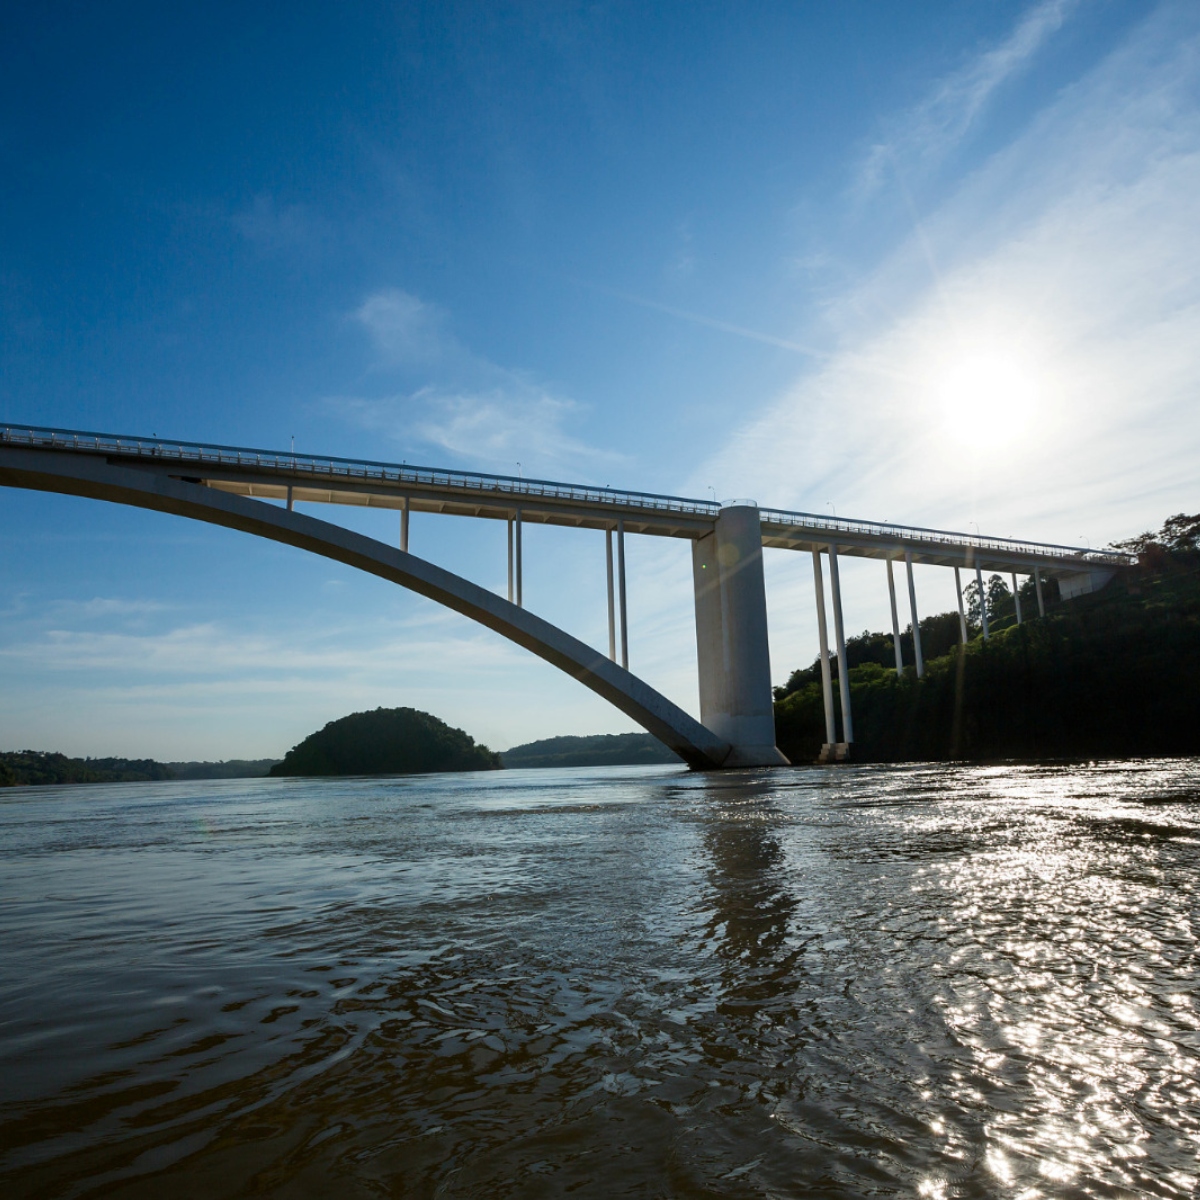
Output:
[0, 751, 173, 788]
[270, 707, 501, 777]
[0, 752, 281, 788]
[165, 759, 279, 779]
[502, 732, 681, 768]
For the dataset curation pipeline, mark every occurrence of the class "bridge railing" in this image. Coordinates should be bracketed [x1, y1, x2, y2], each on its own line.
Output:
[2, 423, 1135, 567]
[0, 423, 719, 520]
[759, 509, 1134, 569]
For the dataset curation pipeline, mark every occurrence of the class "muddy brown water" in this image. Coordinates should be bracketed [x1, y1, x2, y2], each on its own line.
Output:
[1, 761, 1198, 1198]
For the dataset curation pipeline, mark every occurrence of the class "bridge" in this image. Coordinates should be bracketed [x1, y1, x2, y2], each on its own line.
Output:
[0, 424, 1133, 768]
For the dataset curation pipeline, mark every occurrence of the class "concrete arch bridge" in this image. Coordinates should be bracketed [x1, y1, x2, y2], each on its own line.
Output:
[0, 426, 1133, 767]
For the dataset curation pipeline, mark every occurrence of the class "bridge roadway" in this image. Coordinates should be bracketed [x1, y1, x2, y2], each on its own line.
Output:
[0, 425, 1135, 768]
[0, 425, 1131, 571]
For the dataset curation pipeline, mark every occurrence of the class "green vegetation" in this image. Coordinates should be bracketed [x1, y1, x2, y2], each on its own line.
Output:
[165, 759, 278, 780]
[269, 707, 501, 777]
[502, 732, 682, 768]
[0, 751, 173, 788]
[775, 513, 1200, 763]
[0, 753, 280, 788]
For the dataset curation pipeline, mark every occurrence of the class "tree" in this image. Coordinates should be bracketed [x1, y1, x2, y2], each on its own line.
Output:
[1111, 513, 1200, 564]
[964, 574, 1012, 627]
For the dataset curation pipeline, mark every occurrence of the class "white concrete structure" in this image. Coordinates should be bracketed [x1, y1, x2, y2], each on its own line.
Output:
[810, 550, 838, 748]
[0, 425, 1134, 767]
[1059, 568, 1117, 600]
[827, 545, 854, 745]
[905, 550, 925, 678]
[954, 567, 968, 644]
[976, 565, 990, 639]
[886, 559, 904, 675]
[0, 445, 732, 768]
[692, 505, 788, 766]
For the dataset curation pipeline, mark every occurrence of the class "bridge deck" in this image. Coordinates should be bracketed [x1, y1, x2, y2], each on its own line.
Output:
[1, 424, 1133, 576]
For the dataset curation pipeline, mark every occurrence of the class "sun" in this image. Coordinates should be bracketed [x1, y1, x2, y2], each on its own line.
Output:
[933, 349, 1041, 446]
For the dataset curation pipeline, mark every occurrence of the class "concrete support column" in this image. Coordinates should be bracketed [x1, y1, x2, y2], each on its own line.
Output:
[812, 550, 837, 746]
[1012, 573, 1023, 625]
[1035, 566, 1045, 617]
[976, 565, 989, 639]
[886, 558, 904, 674]
[617, 518, 628, 669]
[905, 549, 924, 677]
[954, 567, 968, 643]
[691, 504, 787, 765]
[506, 517, 514, 602]
[401, 499, 410, 553]
[828, 544, 854, 745]
[606, 528, 616, 661]
[286, 485, 294, 512]
[515, 507, 523, 608]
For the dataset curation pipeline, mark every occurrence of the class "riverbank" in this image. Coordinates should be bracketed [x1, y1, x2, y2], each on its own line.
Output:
[775, 560, 1200, 763]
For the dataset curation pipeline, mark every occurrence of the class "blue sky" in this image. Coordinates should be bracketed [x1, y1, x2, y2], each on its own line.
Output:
[3, 0, 1197, 759]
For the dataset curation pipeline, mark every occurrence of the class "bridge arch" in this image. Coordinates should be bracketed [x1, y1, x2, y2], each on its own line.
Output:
[0, 447, 732, 768]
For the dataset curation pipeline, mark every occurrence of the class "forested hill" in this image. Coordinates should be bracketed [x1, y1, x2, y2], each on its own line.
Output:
[270, 707, 501, 776]
[502, 733, 682, 768]
[775, 513, 1200, 763]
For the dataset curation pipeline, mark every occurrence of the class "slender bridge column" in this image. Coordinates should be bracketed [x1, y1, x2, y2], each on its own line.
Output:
[976, 564, 989, 639]
[954, 567, 968, 643]
[812, 550, 837, 746]
[905, 548, 924, 677]
[828, 544, 853, 745]
[886, 558, 904, 674]
[692, 504, 789, 767]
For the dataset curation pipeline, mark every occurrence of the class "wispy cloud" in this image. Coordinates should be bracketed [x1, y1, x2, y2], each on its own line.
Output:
[857, 0, 1079, 197]
[57, 597, 171, 619]
[0, 612, 521, 677]
[327, 384, 624, 478]
[333, 287, 626, 477]
[352, 288, 448, 365]
[0, 604, 625, 758]
[231, 194, 331, 256]
[574, 279, 829, 358]
[700, 4, 1200, 550]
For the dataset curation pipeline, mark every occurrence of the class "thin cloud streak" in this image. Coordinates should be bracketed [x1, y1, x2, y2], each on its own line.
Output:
[334, 287, 626, 478]
[857, 0, 1079, 198]
[698, 5, 1200, 548]
[575, 279, 831, 359]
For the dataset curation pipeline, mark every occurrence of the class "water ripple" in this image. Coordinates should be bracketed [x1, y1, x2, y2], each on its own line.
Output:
[1, 760, 1197, 1197]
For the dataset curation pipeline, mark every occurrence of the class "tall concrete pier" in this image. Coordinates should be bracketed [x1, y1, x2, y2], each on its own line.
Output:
[693, 504, 789, 766]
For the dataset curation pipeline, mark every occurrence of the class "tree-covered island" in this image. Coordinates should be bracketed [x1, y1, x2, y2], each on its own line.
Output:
[269, 707, 501, 776]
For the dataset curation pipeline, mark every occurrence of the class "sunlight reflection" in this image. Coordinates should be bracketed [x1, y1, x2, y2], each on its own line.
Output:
[931, 342, 1046, 446]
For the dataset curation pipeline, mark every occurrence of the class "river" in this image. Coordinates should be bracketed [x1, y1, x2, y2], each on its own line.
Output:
[1, 761, 1198, 1198]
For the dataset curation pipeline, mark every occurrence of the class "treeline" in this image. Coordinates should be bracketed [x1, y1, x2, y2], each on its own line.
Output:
[502, 732, 681, 768]
[0, 751, 173, 788]
[775, 513, 1200, 763]
[0, 752, 278, 788]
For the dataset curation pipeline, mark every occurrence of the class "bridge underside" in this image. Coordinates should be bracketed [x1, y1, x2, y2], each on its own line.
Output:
[0, 446, 741, 769]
